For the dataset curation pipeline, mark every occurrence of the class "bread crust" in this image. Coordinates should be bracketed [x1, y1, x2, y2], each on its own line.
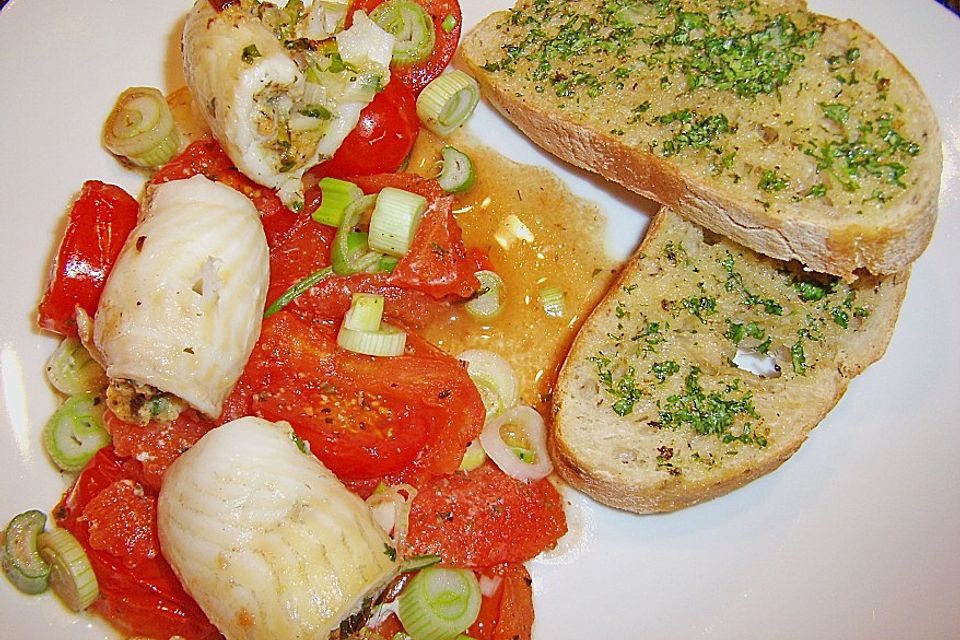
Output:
[461, 8, 941, 279]
[548, 210, 908, 513]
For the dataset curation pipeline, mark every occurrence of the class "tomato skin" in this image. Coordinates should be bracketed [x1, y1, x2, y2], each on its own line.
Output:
[220, 312, 484, 486]
[403, 462, 568, 566]
[37, 181, 139, 337]
[305, 78, 419, 181]
[353, 173, 482, 299]
[55, 448, 220, 640]
[351, 0, 462, 95]
[152, 138, 299, 246]
[469, 564, 535, 640]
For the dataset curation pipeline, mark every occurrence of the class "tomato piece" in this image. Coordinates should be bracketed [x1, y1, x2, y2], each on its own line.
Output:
[37, 181, 139, 337]
[55, 448, 220, 640]
[304, 78, 419, 182]
[106, 409, 215, 492]
[403, 462, 567, 566]
[285, 272, 450, 330]
[266, 213, 337, 306]
[350, 0, 462, 95]
[469, 564, 535, 640]
[353, 173, 481, 299]
[152, 138, 299, 246]
[221, 312, 483, 485]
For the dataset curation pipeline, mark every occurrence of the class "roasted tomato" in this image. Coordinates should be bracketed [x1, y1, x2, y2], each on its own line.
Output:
[469, 564, 536, 640]
[37, 181, 138, 337]
[105, 409, 215, 493]
[219, 312, 484, 487]
[151, 138, 299, 245]
[350, 0, 463, 95]
[354, 173, 482, 299]
[403, 462, 568, 566]
[55, 448, 220, 640]
[305, 77, 420, 181]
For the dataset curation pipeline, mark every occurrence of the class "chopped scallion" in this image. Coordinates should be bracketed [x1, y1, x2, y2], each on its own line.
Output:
[368, 187, 428, 257]
[337, 323, 407, 356]
[263, 266, 334, 319]
[1, 510, 50, 595]
[344, 293, 386, 332]
[441, 13, 458, 33]
[332, 194, 385, 275]
[464, 270, 504, 320]
[370, 0, 436, 65]
[416, 71, 480, 137]
[538, 285, 566, 318]
[38, 528, 98, 611]
[397, 566, 482, 640]
[45, 338, 107, 396]
[102, 87, 180, 168]
[42, 393, 110, 473]
[312, 177, 363, 227]
[437, 146, 476, 194]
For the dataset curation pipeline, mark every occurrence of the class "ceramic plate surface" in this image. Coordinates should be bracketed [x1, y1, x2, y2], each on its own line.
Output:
[1, 0, 958, 638]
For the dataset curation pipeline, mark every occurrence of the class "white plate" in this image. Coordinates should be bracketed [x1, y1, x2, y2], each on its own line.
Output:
[1, 1, 958, 638]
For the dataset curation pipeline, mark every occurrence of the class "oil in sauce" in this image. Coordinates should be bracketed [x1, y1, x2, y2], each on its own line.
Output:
[408, 130, 624, 410]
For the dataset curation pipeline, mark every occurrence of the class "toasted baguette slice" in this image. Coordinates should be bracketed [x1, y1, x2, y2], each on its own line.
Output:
[461, 0, 941, 279]
[550, 208, 907, 513]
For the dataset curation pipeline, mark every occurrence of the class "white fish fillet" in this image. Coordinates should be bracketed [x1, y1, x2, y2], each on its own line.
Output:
[93, 175, 268, 418]
[158, 417, 399, 640]
[182, 0, 393, 207]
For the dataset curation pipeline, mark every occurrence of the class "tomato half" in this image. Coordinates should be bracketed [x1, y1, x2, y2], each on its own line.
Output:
[55, 448, 220, 640]
[305, 77, 419, 182]
[37, 181, 139, 337]
[403, 462, 568, 566]
[220, 312, 484, 486]
[350, 0, 463, 95]
[152, 138, 299, 246]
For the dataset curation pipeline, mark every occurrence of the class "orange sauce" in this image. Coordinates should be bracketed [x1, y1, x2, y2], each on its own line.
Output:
[408, 131, 623, 410]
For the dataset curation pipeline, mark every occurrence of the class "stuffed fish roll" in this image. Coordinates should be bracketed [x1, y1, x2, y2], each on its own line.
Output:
[158, 416, 399, 639]
[93, 175, 269, 421]
[182, 0, 395, 208]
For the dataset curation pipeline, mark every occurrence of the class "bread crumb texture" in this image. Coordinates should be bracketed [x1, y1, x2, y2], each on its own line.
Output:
[475, 0, 932, 214]
[552, 210, 907, 512]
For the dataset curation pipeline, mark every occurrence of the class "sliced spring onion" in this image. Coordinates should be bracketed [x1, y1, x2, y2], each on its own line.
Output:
[464, 270, 504, 321]
[45, 338, 107, 396]
[348, 232, 401, 273]
[263, 266, 334, 319]
[370, 0, 436, 65]
[312, 177, 363, 227]
[368, 187, 428, 257]
[38, 528, 98, 611]
[344, 293, 386, 332]
[479, 405, 553, 481]
[457, 349, 518, 420]
[102, 87, 180, 168]
[397, 566, 482, 640]
[42, 393, 110, 473]
[338, 322, 407, 356]
[437, 147, 476, 194]
[457, 439, 487, 472]
[538, 284, 566, 318]
[441, 13, 458, 33]
[401, 554, 442, 573]
[332, 194, 384, 275]
[416, 71, 480, 137]
[366, 483, 418, 545]
[1, 510, 50, 595]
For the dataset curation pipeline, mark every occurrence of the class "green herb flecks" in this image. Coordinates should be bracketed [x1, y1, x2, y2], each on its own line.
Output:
[655, 110, 732, 157]
[590, 354, 646, 416]
[656, 367, 766, 446]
